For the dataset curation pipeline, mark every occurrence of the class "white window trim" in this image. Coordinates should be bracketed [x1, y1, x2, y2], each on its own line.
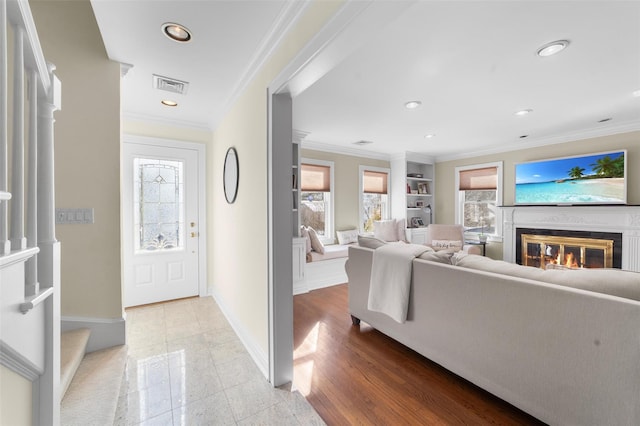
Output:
[454, 161, 503, 242]
[358, 165, 391, 234]
[301, 158, 335, 245]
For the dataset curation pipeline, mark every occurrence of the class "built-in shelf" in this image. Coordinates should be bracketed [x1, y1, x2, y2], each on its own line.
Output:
[391, 152, 436, 241]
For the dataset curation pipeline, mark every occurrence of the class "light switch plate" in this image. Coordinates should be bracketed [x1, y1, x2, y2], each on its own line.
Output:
[55, 208, 94, 224]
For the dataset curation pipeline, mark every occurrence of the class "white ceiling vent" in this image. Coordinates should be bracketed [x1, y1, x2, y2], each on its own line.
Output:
[153, 74, 189, 95]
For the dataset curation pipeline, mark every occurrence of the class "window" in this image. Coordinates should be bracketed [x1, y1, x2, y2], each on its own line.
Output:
[300, 159, 334, 243]
[359, 166, 390, 233]
[455, 162, 503, 239]
[134, 158, 184, 252]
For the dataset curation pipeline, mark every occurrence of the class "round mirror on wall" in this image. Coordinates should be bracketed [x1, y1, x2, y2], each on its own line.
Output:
[223, 147, 239, 204]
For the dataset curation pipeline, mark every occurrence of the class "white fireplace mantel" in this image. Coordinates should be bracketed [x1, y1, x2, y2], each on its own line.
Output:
[502, 205, 640, 272]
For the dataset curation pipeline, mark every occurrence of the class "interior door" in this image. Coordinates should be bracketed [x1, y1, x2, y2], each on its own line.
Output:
[122, 142, 200, 307]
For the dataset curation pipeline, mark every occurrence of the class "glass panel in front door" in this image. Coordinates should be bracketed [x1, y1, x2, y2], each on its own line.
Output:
[134, 158, 184, 252]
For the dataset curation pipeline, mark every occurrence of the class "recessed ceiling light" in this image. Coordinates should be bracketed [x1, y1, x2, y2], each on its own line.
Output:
[633, 89, 640, 97]
[537, 40, 569, 57]
[353, 140, 373, 146]
[519, 135, 529, 139]
[161, 100, 178, 107]
[598, 117, 612, 123]
[404, 101, 422, 109]
[515, 109, 533, 116]
[424, 134, 435, 139]
[162, 22, 192, 43]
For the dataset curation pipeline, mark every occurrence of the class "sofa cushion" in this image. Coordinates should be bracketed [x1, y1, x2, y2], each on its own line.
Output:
[374, 220, 398, 242]
[539, 268, 640, 301]
[396, 218, 408, 242]
[453, 253, 548, 281]
[358, 235, 387, 249]
[453, 253, 640, 301]
[418, 249, 455, 264]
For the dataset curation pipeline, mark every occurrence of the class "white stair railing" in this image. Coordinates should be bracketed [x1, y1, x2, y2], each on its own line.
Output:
[0, 0, 8, 256]
[1, 0, 62, 424]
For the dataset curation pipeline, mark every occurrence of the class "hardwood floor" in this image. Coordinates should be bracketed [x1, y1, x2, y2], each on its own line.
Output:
[293, 284, 546, 425]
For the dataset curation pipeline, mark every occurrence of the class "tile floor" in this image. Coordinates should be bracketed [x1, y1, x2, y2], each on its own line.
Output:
[115, 296, 325, 425]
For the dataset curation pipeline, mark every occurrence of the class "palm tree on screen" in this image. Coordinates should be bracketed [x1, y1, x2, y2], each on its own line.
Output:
[591, 155, 619, 177]
[568, 166, 585, 179]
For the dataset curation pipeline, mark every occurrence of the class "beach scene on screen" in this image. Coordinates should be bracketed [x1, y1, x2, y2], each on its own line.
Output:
[515, 151, 625, 204]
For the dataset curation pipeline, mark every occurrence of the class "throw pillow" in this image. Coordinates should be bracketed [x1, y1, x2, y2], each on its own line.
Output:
[395, 218, 408, 242]
[357, 235, 387, 249]
[431, 239, 463, 252]
[336, 229, 359, 245]
[300, 226, 312, 254]
[307, 226, 325, 254]
[374, 220, 398, 242]
[418, 249, 455, 264]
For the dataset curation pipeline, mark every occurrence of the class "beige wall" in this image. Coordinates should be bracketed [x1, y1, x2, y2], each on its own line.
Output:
[209, 1, 344, 355]
[0, 365, 32, 425]
[301, 149, 390, 234]
[435, 131, 640, 259]
[31, 1, 122, 318]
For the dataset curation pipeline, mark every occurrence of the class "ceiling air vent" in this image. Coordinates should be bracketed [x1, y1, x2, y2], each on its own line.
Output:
[153, 74, 189, 95]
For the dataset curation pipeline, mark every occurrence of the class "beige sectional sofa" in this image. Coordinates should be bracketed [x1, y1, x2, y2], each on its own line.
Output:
[346, 245, 640, 426]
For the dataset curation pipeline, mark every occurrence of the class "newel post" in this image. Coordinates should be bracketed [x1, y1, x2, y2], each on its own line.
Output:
[36, 62, 61, 426]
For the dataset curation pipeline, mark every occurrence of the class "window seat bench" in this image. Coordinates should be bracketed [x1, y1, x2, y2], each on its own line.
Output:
[293, 243, 350, 295]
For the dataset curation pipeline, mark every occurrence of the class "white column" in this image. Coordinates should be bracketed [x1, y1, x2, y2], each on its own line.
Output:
[26, 69, 38, 295]
[10, 25, 26, 250]
[0, 0, 10, 255]
[37, 64, 59, 288]
[37, 64, 61, 426]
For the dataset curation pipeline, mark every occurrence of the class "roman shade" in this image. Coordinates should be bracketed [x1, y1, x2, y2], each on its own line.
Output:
[459, 167, 497, 190]
[301, 163, 330, 192]
[363, 170, 388, 194]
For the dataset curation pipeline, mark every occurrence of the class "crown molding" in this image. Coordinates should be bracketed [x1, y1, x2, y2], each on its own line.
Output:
[212, 0, 312, 129]
[302, 140, 391, 161]
[435, 121, 640, 163]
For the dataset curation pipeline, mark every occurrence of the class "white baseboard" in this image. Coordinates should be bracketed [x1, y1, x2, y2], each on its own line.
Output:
[209, 286, 269, 380]
[293, 281, 308, 295]
[61, 316, 126, 353]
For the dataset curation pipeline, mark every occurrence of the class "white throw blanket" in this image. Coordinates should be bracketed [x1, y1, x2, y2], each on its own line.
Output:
[367, 243, 430, 323]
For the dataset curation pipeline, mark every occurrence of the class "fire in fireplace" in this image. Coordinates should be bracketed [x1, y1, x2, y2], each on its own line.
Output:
[516, 228, 622, 269]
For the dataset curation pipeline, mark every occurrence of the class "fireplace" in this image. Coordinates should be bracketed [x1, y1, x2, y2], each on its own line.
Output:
[502, 206, 640, 272]
[516, 228, 622, 269]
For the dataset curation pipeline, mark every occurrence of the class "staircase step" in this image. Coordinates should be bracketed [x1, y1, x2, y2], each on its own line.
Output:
[61, 344, 127, 426]
[60, 328, 91, 399]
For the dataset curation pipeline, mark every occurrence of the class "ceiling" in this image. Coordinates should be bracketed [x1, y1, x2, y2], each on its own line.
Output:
[91, 1, 640, 160]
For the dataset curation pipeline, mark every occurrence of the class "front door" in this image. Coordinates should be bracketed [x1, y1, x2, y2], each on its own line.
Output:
[122, 142, 200, 307]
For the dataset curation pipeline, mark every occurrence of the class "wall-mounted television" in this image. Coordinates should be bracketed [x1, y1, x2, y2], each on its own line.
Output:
[515, 150, 627, 205]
